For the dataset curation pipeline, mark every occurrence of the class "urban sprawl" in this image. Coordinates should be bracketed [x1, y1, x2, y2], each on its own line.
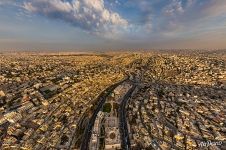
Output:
[0, 50, 226, 150]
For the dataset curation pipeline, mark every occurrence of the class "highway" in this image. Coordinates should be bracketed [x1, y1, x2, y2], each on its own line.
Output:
[80, 78, 128, 150]
[119, 85, 137, 150]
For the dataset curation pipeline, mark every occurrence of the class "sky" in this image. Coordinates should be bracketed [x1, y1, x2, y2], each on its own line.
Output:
[0, 0, 226, 51]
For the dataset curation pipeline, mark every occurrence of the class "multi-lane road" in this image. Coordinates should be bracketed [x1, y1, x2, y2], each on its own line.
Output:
[119, 85, 137, 150]
[79, 75, 139, 150]
[80, 78, 128, 150]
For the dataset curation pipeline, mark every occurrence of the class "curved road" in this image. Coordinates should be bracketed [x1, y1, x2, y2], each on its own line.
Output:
[119, 85, 137, 150]
[80, 78, 128, 150]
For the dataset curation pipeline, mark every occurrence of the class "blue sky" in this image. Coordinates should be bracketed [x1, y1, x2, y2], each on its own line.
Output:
[0, 0, 226, 51]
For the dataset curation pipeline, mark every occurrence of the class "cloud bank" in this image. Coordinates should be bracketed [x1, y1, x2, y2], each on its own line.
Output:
[23, 0, 128, 35]
[17, 0, 226, 38]
[1, 0, 226, 50]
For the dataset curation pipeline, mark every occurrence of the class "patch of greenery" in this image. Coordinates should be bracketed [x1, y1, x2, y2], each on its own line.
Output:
[103, 103, 112, 113]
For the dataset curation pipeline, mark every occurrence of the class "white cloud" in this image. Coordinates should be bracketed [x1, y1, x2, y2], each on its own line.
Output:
[164, 0, 184, 16]
[23, 0, 128, 35]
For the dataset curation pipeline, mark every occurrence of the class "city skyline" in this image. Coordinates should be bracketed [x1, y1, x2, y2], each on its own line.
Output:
[0, 0, 226, 51]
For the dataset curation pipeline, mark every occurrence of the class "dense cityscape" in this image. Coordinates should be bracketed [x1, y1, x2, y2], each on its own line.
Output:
[0, 50, 225, 150]
[1, 0, 226, 149]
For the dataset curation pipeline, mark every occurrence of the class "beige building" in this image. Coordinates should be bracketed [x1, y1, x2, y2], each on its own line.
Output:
[105, 114, 121, 149]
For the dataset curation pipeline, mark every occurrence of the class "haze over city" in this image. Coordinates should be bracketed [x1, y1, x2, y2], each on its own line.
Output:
[1, 1, 226, 150]
[0, 0, 226, 51]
